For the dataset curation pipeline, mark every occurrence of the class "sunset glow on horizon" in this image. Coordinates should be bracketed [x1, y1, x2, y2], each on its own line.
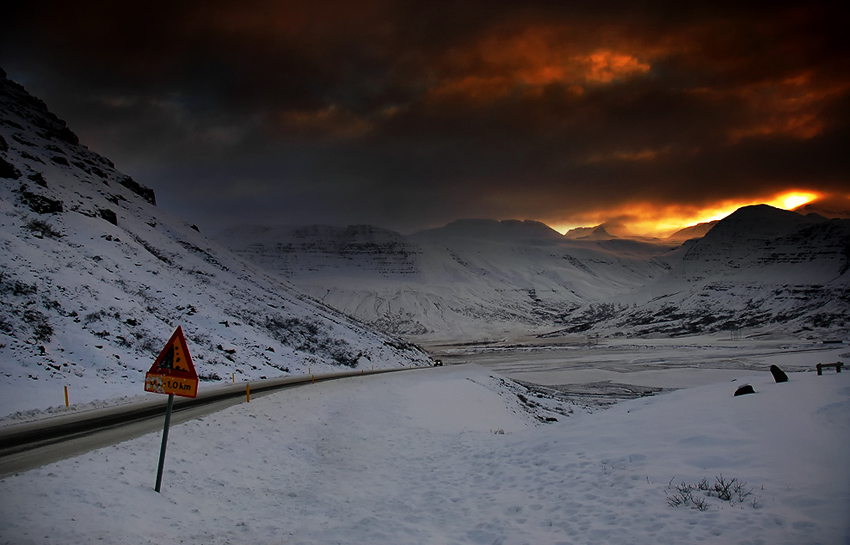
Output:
[549, 191, 824, 238]
[3, 2, 846, 235]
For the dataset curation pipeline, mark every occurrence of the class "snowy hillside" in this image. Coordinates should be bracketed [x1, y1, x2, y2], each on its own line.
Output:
[217, 208, 849, 343]
[0, 70, 430, 416]
[216, 219, 678, 341]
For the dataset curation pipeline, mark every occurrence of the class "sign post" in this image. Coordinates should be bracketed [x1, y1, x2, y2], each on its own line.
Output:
[144, 326, 198, 493]
[154, 393, 174, 493]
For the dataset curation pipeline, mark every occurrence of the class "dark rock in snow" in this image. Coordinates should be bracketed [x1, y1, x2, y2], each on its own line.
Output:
[0, 157, 21, 179]
[770, 364, 788, 383]
[734, 384, 756, 396]
[98, 208, 118, 225]
[117, 175, 156, 205]
[18, 184, 63, 214]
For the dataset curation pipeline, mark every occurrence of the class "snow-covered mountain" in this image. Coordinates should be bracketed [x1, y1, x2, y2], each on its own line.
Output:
[216, 219, 681, 342]
[563, 219, 636, 240]
[560, 205, 850, 337]
[218, 209, 849, 342]
[0, 69, 430, 414]
[664, 220, 719, 243]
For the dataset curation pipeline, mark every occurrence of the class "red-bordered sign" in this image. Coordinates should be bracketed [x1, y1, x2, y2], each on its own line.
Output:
[144, 326, 198, 398]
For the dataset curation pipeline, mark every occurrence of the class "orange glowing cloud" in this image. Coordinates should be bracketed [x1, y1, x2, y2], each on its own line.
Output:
[547, 202, 712, 238]
[428, 25, 653, 103]
[672, 191, 821, 230]
[581, 50, 651, 84]
[547, 190, 824, 238]
[697, 71, 850, 142]
[772, 191, 819, 211]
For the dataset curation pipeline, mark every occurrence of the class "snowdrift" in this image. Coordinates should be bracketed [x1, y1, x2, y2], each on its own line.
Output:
[0, 365, 847, 544]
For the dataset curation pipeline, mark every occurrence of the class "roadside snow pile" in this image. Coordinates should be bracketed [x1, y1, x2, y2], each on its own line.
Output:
[1, 365, 847, 544]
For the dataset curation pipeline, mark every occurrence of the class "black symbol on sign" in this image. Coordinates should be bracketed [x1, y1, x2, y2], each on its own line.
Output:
[158, 345, 185, 371]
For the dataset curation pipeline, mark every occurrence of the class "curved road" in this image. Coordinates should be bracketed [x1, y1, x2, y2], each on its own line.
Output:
[0, 367, 415, 478]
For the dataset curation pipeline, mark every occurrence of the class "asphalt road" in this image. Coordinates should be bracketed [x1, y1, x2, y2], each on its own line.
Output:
[4, 338, 843, 478]
[0, 368, 411, 478]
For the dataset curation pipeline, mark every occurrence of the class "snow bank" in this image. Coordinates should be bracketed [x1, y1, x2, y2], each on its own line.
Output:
[1, 365, 848, 544]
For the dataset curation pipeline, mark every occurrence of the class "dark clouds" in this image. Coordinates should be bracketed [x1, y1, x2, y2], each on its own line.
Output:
[2, 0, 849, 234]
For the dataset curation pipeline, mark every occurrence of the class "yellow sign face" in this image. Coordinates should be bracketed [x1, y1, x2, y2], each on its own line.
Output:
[144, 326, 199, 398]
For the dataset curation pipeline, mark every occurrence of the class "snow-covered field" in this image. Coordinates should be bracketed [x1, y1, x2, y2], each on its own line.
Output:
[437, 335, 849, 389]
[1, 363, 848, 545]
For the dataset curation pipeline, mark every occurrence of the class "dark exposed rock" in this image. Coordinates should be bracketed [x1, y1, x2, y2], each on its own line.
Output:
[117, 175, 156, 205]
[17, 184, 63, 214]
[0, 157, 21, 179]
[770, 364, 788, 383]
[734, 384, 755, 396]
[27, 172, 47, 187]
[98, 208, 118, 225]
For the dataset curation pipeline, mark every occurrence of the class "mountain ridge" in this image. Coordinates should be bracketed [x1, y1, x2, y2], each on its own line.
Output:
[218, 205, 849, 341]
[0, 70, 429, 414]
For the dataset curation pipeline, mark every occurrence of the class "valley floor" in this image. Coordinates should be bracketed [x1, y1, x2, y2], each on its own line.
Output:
[430, 333, 848, 388]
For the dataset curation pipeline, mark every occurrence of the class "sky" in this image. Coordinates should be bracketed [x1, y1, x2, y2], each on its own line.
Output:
[2, 0, 849, 236]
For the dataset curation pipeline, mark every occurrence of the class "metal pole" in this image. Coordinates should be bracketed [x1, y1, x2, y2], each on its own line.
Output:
[154, 393, 174, 493]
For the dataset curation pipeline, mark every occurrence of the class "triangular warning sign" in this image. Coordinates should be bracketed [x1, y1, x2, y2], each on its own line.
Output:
[145, 326, 199, 398]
